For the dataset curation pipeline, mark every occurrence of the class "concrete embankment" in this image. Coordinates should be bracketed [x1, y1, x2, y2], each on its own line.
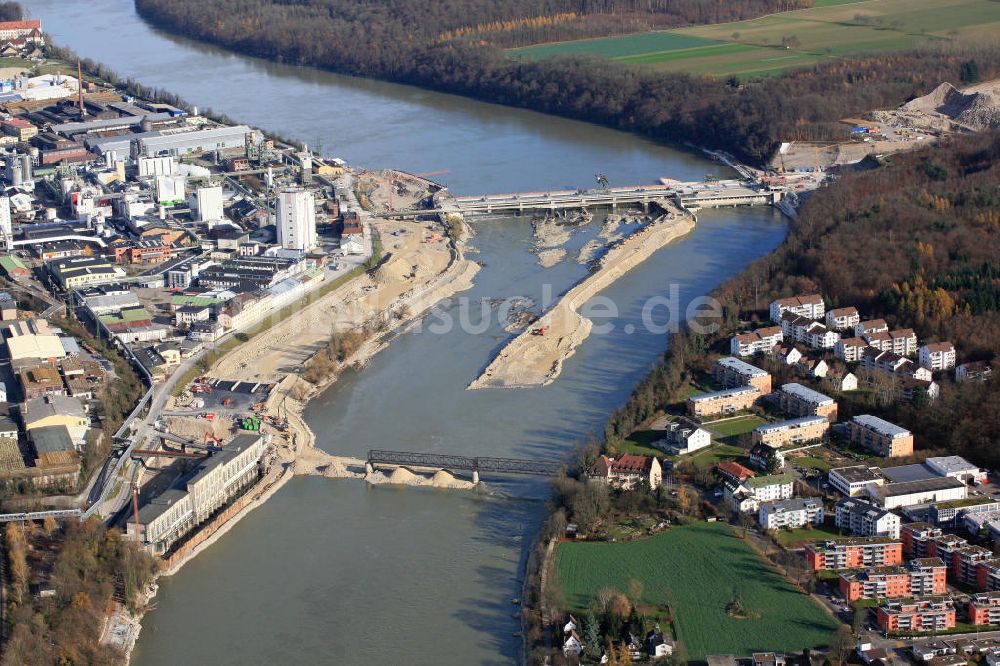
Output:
[468, 210, 696, 390]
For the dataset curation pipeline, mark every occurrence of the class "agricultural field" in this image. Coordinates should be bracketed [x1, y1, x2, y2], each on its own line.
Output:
[555, 522, 839, 659]
[508, 0, 1000, 78]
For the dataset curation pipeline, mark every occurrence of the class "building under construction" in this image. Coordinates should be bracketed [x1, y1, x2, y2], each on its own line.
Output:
[126, 432, 266, 555]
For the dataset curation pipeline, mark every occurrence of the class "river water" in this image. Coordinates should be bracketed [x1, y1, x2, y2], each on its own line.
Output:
[26, 2, 788, 663]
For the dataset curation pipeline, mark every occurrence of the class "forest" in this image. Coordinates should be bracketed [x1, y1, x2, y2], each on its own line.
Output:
[134, 0, 1000, 164]
[606, 131, 1000, 469]
[1, 519, 158, 666]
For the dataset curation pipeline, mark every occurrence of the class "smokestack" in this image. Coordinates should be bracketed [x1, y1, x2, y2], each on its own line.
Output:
[77, 59, 86, 119]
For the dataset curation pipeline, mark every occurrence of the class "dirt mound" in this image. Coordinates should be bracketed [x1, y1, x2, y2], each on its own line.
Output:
[373, 254, 412, 285]
[902, 82, 958, 113]
[955, 90, 1000, 130]
[388, 467, 417, 483]
[900, 82, 1000, 130]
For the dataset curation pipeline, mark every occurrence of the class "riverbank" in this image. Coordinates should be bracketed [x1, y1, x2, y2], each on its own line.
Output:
[469, 205, 695, 389]
[110, 212, 481, 662]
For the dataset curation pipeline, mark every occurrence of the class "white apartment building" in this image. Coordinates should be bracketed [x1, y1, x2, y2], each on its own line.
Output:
[276, 189, 317, 251]
[835, 496, 901, 539]
[919, 342, 956, 371]
[835, 337, 869, 363]
[759, 498, 824, 530]
[826, 306, 860, 332]
[769, 294, 824, 322]
[856, 319, 888, 338]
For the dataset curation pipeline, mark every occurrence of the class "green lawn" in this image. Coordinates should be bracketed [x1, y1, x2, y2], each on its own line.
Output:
[508, 0, 1000, 77]
[556, 523, 839, 659]
[772, 523, 844, 547]
[688, 443, 745, 470]
[791, 455, 832, 472]
[704, 415, 767, 439]
[617, 429, 667, 457]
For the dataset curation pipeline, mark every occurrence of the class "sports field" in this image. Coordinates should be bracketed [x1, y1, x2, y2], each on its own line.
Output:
[555, 522, 839, 659]
[509, 0, 1000, 77]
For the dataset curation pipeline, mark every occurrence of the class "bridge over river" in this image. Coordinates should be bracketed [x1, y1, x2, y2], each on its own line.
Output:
[389, 178, 786, 218]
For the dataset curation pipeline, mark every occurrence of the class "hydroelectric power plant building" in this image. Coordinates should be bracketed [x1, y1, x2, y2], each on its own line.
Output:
[126, 433, 267, 555]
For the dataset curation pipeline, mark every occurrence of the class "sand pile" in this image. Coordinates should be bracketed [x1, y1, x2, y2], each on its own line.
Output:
[537, 248, 566, 268]
[899, 81, 1000, 130]
[902, 82, 957, 113]
[956, 90, 1000, 129]
[162, 415, 233, 440]
[372, 253, 412, 285]
[388, 467, 418, 483]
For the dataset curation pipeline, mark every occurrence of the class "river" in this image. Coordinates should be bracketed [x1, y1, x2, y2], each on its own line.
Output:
[26, 2, 788, 664]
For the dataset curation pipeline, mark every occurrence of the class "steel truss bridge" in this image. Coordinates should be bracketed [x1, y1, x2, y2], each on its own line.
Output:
[367, 450, 563, 477]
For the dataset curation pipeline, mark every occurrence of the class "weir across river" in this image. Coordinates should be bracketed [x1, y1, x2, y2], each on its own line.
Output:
[366, 449, 564, 483]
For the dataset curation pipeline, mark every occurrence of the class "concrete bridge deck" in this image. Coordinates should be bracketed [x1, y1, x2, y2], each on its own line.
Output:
[389, 178, 783, 218]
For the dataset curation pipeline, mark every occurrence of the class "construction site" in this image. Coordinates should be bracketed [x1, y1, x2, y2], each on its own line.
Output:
[770, 78, 1000, 173]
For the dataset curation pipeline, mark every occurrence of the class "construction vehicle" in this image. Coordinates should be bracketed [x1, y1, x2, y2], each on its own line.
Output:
[204, 432, 223, 446]
[241, 416, 262, 431]
[203, 412, 216, 421]
[191, 383, 213, 394]
[222, 398, 233, 406]
[531, 325, 549, 336]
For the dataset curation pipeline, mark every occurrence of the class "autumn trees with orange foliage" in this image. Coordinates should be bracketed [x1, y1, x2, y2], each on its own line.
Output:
[1, 519, 158, 666]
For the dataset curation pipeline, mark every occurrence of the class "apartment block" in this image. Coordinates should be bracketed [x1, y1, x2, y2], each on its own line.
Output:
[805, 538, 903, 571]
[770, 294, 825, 323]
[919, 342, 957, 371]
[758, 497, 824, 530]
[835, 337, 869, 363]
[876, 597, 955, 633]
[926, 534, 970, 565]
[900, 522, 943, 557]
[826, 306, 860, 332]
[856, 319, 889, 338]
[713, 357, 772, 394]
[835, 496, 901, 539]
[752, 415, 830, 447]
[956, 546, 993, 586]
[686, 386, 760, 418]
[889, 329, 918, 356]
[776, 383, 838, 420]
[839, 558, 946, 602]
[846, 415, 914, 458]
[969, 592, 1000, 625]
[726, 473, 794, 514]
[730, 325, 783, 357]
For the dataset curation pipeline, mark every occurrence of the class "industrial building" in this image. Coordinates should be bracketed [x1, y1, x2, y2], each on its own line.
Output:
[867, 476, 968, 510]
[276, 189, 317, 251]
[127, 433, 267, 554]
[87, 124, 253, 158]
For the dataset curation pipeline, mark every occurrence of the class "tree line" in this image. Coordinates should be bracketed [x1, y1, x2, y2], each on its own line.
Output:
[132, 0, 1000, 165]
